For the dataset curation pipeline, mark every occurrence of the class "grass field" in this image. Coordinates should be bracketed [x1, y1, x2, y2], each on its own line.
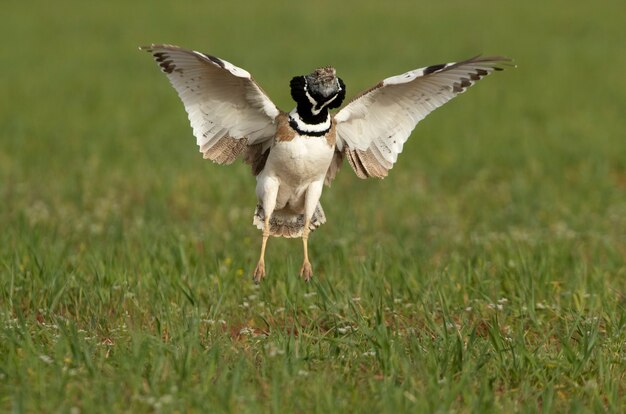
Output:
[1, 0, 625, 412]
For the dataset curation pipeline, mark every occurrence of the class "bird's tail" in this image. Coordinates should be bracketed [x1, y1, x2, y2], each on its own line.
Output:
[253, 203, 326, 238]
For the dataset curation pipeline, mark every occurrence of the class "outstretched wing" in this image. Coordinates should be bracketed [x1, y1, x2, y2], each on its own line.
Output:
[334, 56, 512, 178]
[141, 44, 280, 164]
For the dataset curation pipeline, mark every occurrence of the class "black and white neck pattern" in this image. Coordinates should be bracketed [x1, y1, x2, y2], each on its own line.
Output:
[302, 77, 342, 117]
[288, 109, 331, 137]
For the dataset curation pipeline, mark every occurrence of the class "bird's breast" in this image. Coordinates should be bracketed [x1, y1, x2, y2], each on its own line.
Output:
[266, 134, 334, 185]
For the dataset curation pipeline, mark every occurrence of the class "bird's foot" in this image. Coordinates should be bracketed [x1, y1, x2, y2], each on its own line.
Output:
[300, 261, 313, 282]
[253, 260, 265, 284]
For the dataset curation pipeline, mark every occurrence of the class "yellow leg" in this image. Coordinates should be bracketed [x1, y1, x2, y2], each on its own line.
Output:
[300, 219, 313, 281]
[253, 216, 270, 283]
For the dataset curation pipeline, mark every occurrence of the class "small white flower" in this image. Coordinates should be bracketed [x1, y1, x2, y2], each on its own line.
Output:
[39, 355, 53, 364]
[266, 344, 285, 357]
[336, 325, 357, 334]
[239, 327, 254, 336]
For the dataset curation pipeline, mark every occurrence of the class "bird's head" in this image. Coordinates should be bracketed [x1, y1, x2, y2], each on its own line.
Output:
[306, 66, 340, 98]
[290, 66, 346, 112]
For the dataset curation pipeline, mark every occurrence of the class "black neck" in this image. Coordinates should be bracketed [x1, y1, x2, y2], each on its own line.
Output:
[295, 104, 329, 125]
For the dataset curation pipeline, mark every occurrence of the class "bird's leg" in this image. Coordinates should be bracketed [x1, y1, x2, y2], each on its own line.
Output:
[253, 177, 278, 283]
[300, 180, 323, 282]
[253, 216, 270, 283]
[300, 221, 313, 281]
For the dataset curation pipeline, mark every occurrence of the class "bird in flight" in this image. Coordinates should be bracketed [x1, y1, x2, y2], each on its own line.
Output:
[141, 44, 512, 283]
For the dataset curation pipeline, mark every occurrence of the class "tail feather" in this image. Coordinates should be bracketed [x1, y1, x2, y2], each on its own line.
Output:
[253, 204, 326, 238]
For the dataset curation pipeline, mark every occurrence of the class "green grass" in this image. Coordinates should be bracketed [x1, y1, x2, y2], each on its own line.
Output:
[1, 0, 625, 412]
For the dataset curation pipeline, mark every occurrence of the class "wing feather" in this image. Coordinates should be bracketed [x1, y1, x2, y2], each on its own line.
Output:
[141, 44, 280, 164]
[334, 56, 512, 178]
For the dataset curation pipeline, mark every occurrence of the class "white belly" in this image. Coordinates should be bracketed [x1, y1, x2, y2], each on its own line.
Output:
[257, 134, 334, 212]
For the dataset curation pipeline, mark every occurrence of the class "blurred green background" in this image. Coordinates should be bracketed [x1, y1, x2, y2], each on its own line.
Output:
[1, 0, 625, 412]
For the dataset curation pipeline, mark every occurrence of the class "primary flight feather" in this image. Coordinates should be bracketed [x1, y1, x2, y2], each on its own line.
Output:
[141, 44, 512, 282]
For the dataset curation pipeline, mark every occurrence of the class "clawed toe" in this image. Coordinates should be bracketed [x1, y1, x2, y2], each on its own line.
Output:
[253, 261, 265, 284]
[300, 261, 313, 282]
